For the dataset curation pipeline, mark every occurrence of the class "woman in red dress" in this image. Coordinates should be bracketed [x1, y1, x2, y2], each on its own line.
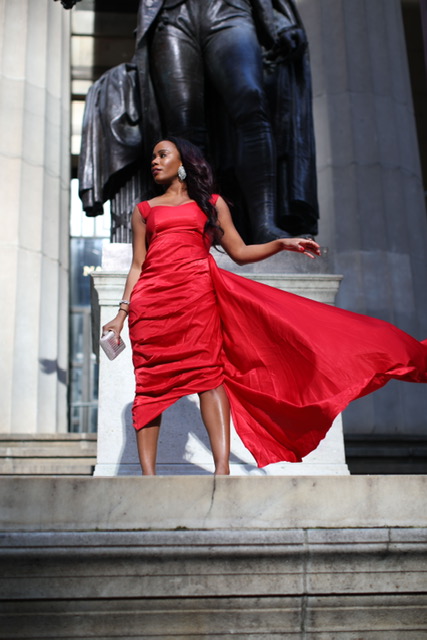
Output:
[103, 138, 427, 476]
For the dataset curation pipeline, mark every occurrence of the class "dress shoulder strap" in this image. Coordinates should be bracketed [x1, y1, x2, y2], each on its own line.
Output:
[137, 201, 150, 221]
[210, 193, 220, 205]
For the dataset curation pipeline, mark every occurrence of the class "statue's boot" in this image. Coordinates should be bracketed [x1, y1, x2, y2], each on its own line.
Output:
[251, 213, 293, 244]
[233, 121, 291, 243]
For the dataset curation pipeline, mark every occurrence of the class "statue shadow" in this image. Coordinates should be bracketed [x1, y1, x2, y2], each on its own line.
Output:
[117, 395, 264, 476]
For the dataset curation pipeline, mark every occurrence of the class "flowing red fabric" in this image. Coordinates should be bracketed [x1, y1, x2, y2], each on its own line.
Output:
[128, 198, 427, 467]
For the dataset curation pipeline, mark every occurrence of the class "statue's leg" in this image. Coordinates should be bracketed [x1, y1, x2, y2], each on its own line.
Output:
[204, 11, 290, 242]
[149, 7, 207, 151]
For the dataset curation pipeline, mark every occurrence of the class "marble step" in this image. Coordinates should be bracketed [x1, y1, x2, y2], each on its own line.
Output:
[0, 476, 426, 639]
[0, 434, 97, 475]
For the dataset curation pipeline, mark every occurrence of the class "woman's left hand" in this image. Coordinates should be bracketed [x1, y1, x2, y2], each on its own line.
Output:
[278, 237, 322, 259]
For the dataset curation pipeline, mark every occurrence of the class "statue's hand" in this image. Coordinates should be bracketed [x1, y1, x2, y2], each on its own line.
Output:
[53, 0, 82, 8]
[275, 26, 308, 61]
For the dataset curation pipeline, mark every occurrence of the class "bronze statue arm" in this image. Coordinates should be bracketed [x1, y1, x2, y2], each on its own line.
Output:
[251, 0, 307, 61]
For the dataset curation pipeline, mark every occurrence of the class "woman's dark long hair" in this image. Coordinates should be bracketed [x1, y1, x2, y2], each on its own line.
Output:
[162, 137, 224, 245]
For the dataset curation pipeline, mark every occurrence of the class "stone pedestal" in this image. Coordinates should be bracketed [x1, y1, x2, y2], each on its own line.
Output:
[0, 1, 71, 433]
[92, 243, 348, 476]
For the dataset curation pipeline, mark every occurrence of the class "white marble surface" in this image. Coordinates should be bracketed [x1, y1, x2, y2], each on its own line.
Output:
[2, 475, 426, 530]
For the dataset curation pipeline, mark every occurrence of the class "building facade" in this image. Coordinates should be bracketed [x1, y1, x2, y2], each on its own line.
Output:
[1, 0, 426, 471]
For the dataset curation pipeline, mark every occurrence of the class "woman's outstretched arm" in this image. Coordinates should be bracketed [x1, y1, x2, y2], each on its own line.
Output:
[216, 196, 320, 265]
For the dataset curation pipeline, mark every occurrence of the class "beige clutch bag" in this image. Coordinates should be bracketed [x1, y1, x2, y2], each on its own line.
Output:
[100, 331, 126, 360]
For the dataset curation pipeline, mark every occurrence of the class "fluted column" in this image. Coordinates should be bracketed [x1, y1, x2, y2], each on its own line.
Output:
[0, 0, 71, 433]
[299, 0, 427, 434]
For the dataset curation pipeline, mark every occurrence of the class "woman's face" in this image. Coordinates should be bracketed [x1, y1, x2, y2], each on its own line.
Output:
[151, 140, 182, 185]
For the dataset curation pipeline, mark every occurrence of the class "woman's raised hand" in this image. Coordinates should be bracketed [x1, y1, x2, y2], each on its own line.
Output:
[277, 237, 321, 259]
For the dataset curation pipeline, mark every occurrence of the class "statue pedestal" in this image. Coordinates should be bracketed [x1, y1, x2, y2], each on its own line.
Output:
[92, 243, 349, 476]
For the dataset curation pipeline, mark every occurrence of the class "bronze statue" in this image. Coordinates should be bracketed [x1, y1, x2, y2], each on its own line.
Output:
[62, 0, 318, 242]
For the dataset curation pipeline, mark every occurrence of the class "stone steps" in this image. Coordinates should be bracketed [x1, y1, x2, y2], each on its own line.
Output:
[0, 434, 97, 476]
[0, 476, 426, 639]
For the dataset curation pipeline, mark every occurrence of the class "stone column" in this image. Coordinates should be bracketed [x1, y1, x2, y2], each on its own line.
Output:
[0, 1, 71, 433]
[299, 0, 427, 435]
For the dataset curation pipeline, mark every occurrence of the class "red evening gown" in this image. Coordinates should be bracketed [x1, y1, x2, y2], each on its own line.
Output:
[128, 197, 427, 467]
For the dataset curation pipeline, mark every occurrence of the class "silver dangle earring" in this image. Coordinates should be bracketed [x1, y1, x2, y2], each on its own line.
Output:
[178, 165, 187, 182]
